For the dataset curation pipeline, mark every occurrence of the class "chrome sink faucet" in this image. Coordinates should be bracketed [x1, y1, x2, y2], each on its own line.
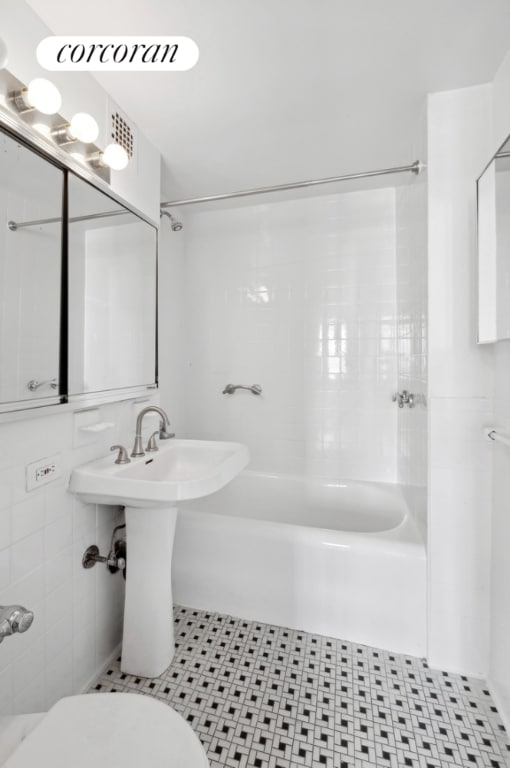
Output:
[131, 406, 173, 457]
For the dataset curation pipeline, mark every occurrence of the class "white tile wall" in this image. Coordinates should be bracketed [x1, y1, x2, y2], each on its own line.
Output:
[0, 394, 159, 714]
[489, 48, 510, 730]
[427, 84, 494, 676]
[181, 188, 400, 482]
[428, 397, 492, 674]
[157, 220, 187, 437]
[395, 176, 428, 529]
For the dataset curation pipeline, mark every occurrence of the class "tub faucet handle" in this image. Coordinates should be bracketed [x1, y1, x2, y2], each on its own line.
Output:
[159, 420, 175, 440]
[392, 390, 415, 409]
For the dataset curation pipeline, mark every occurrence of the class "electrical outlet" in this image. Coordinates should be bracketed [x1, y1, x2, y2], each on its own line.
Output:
[26, 454, 62, 491]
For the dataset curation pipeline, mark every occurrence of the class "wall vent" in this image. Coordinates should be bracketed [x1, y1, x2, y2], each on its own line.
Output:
[108, 102, 136, 160]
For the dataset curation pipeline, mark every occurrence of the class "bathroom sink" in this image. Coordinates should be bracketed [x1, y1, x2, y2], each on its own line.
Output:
[69, 439, 250, 507]
[69, 437, 250, 678]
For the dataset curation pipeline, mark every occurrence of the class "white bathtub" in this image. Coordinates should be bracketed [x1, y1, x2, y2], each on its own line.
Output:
[173, 471, 427, 657]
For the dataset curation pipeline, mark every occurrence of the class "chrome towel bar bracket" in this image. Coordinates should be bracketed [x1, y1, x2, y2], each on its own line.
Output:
[27, 378, 57, 392]
[222, 383, 262, 396]
[484, 427, 510, 448]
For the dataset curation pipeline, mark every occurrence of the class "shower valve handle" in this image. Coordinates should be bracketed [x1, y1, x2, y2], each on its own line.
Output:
[392, 390, 415, 408]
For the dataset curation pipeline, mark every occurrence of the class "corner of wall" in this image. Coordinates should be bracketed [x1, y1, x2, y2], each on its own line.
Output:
[427, 81, 494, 676]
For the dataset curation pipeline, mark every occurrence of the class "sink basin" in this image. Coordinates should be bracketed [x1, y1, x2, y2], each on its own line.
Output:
[69, 439, 249, 507]
[69, 438, 249, 678]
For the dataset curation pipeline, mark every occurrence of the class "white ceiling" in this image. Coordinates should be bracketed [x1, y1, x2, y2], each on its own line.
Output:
[26, 0, 510, 201]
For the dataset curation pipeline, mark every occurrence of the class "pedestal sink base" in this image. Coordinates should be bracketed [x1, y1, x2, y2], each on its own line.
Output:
[69, 438, 250, 677]
[121, 505, 177, 678]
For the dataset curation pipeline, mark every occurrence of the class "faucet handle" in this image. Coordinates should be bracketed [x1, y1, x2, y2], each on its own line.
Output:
[110, 445, 131, 464]
[159, 420, 175, 440]
[146, 431, 159, 452]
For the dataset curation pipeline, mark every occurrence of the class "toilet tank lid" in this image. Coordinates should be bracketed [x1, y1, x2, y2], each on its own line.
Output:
[3, 694, 209, 768]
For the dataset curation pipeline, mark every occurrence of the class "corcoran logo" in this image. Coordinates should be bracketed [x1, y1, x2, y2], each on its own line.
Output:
[37, 36, 199, 71]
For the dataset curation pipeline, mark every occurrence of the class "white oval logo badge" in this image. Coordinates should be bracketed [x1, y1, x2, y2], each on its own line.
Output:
[37, 36, 199, 71]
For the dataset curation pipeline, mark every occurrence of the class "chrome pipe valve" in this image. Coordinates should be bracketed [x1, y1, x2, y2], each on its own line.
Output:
[82, 523, 127, 577]
[392, 390, 415, 408]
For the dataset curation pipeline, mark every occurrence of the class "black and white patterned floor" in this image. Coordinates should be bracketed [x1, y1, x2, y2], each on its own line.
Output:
[90, 606, 510, 768]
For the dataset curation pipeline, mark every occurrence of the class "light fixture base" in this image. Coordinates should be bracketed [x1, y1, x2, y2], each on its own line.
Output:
[9, 89, 33, 115]
[51, 125, 76, 146]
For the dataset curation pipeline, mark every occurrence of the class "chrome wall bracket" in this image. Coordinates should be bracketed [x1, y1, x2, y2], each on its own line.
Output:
[392, 390, 415, 408]
[222, 383, 262, 396]
[27, 378, 57, 392]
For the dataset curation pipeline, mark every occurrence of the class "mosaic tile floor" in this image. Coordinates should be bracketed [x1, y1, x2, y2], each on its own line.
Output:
[90, 606, 510, 768]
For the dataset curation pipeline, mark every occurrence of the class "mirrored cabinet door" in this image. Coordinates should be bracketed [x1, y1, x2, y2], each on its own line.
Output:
[478, 134, 510, 342]
[0, 131, 63, 407]
[68, 173, 157, 396]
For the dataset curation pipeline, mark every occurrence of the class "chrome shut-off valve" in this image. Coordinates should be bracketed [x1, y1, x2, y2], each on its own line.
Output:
[392, 390, 415, 409]
[0, 605, 34, 643]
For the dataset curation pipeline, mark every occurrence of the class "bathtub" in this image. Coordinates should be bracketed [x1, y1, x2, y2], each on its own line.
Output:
[173, 471, 427, 657]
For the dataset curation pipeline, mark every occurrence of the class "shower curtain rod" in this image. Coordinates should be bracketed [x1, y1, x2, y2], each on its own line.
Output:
[9, 160, 424, 230]
[7, 208, 129, 231]
[161, 160, 425, 209]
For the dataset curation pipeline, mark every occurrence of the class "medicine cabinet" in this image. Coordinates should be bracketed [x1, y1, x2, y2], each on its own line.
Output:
[477, 133, 510, 343]
[0, 122, 157, 414]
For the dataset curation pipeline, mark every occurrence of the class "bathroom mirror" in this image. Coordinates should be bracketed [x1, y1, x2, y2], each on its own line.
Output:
[477, 134, 510, 343]
[0, 129, 64, 409]
[68, 173, 157, 397]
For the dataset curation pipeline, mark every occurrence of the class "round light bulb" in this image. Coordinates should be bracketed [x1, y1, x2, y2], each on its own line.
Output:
[69, 112, 99, 144]
[26, 78, 61, 115]
[0, 38, 8, 70]
[102, 143, 129, 171]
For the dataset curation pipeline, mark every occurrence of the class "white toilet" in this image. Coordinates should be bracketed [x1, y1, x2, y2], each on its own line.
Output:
[0, 694, 209, 767]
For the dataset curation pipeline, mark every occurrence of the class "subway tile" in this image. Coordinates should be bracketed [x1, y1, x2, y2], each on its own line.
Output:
[0, 666, 14, 715]
[44, 615, 74, 667]
[11, 495, 45, 543]
[10, 530, 44, 584]
[44, 643, 74, 709]
[44, 483, 72, 525]
[0, 507, 10, 552]
[12, 670, 46, 716]
[44, 546, 73, 595]
[0, 565, 45, 614]
[0, 397, 159, 707]
[43, 513, 73, 561]
[0, 547, 10, 591]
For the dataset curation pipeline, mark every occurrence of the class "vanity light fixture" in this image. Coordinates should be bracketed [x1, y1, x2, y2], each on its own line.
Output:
[88, 142, 129, 171]
[69, 151, 87, 165]
[52, 112, 99, 145]
[11, 77, 62, 115]
[32, 122, 52, 138]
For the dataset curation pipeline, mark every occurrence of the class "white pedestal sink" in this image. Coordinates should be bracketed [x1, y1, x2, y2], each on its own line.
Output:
[69, 440, 249, 678]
